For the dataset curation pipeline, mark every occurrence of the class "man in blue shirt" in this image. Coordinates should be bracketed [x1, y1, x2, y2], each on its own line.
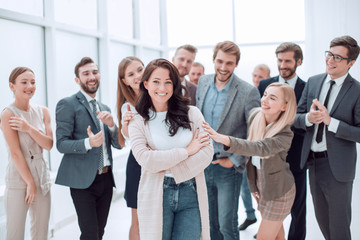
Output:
[196, 41, 260, 240]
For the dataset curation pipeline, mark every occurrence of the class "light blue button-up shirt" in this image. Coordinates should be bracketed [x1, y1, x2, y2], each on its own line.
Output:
[202, 75, 239, 166]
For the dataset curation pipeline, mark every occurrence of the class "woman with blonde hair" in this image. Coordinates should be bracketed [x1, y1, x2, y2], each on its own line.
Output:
[116, 56, 144, 240]
[0, 67, 53, 240]
[203, 83, 297, 240]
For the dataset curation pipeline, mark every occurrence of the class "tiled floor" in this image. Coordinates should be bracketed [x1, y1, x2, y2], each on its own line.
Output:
[51, 173, 360, 240]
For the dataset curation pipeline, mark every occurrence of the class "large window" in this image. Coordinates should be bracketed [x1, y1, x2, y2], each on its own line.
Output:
[167, 0, 305, 83]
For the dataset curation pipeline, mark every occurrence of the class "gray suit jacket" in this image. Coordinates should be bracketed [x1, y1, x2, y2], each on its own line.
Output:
[225, 119, 294, 201]
[55, 91, 121, 189]
[196, 74, 260, 172]
[294, 73, 360, 182]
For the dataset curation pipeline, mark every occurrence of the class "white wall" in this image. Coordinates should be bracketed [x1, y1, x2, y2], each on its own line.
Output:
[305, 0, 360, 238]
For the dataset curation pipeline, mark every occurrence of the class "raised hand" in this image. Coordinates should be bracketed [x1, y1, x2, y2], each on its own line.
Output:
[122, 104, 135, 138]
[312, 99, 331, 125]
[185, 129, 211, 156]
[307, 99, 324, 124]
[87, 126, 104, 147]
[96, 110, 115, 127]
[202, 121, 230, 146]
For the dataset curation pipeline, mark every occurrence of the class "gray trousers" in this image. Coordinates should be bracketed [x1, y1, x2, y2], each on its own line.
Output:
[308, 156, 353, 240]
[4, 187, 51, 240]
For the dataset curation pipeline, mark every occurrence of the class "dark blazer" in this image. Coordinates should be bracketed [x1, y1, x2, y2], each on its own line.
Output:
[196, 74, 260, 172]
[55, 91, 121, 189]
[294, 73, 360, 182]
[258, 76, 306, 172]
[225, 109, 294, 201]
[185, 80, 197, 106]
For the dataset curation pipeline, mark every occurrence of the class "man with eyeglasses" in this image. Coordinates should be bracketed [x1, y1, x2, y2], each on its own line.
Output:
[294, 35, 360, 240]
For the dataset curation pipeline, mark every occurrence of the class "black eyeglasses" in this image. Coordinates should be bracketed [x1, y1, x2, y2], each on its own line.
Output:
[325, 51, 352, 63]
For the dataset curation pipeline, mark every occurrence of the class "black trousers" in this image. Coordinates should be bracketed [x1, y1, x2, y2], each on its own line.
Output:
[288, 168, 307, 240]
[70, 171, 113, 240]
[308, 156, 353, 240]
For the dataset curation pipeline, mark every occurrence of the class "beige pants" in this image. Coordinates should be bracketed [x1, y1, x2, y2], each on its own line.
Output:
[4, 187, 51, 240]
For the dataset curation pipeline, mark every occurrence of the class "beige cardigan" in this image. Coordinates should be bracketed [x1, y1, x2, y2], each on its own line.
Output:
[129, 106, 213, 240]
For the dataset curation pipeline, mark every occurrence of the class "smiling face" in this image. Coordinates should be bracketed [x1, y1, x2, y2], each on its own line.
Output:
[213, 50, 238, 83]
[122, 60, 144, 95]
[75, 63, 100, 98]
[277, 51, 301, 80]
[172, 48, 195, 79]
[10, 70, 36, 100]
[189, 65, 204, 85]
[326, 45, 355, 79]
[261, 86, 287, 124]
[144, 67, 174, 112]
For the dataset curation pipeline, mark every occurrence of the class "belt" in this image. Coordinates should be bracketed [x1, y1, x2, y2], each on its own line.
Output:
[309, 150, 328, 159]
[98, 166, 110, 175]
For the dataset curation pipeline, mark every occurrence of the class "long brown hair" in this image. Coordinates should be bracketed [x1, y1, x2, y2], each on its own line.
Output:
[136, 58, 191, 136]
[247, 83, 296, 157]
[116, 56, 144, 147]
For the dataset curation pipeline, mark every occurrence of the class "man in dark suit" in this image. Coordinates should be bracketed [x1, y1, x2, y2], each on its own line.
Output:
[172, 44, 197, 105]
[258, 42, 306, 240]
[197, 41, 260, 240]
[294, 35, 360, 240]
[55, 57, 121, 240]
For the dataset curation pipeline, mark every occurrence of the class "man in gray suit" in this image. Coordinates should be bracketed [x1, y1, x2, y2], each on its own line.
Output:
[55, 57, 121, 240]
[196, 41, 260, 240]
[294, 35, 360, 240]
[172, 44, 197, 106]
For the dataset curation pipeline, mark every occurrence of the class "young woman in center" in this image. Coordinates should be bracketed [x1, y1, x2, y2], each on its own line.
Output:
[203, 83, 296, 240]
[116, 56, 144, 240]
[128, 58, 213, 240]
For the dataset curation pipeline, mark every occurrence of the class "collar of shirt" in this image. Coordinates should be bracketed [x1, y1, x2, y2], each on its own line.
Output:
[279, 74, 297, 89]
[325, 72, 348, 87]
[211, 74, 234, 92]
[80, 89, 97, 103]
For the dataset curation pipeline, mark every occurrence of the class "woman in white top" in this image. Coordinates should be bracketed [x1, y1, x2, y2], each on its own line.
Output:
[0, 67, 53, 240]
[116, 56, 144, 240]
[128, 59, 213, 240]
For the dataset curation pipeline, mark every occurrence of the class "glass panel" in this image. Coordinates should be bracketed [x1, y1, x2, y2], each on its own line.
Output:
[142, 48, 161, 66]
[234, 0, 305, 44]
[54, 0, 98, 30]
[139, 0, 161, 44]
[0, 0, 43, 16]
[0, 19, 46, 185]
[52, 30, 98, 170]
[107, 0, 133, 39]
[166, 0, 233, 47]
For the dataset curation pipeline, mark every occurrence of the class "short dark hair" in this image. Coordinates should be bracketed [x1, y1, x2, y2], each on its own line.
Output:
[136, 58, 191, 136]
[74, 57, 95, 78]
[213, 41, 241, 65]
[330, 35, 360, 61]
[192, 62, 205, 71]
[276, 42, 303, 64]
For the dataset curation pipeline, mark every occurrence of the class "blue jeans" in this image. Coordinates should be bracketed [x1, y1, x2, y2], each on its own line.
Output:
[162, 177, 201, 240]
[205, 162, 242, 240]
[240, 170, 256, 220]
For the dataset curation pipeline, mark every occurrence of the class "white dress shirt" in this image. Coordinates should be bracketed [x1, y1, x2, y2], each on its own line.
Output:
[81, 90, 116, 167]
[305, 73, 348, 152]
